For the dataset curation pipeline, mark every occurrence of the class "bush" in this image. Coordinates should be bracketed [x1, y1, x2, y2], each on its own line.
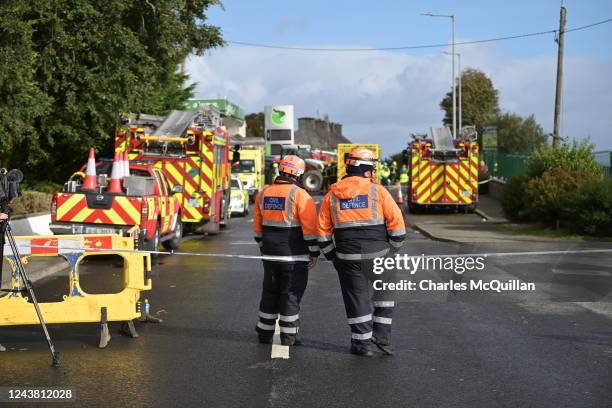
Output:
[526, 139, 602, 179]
[569, 178, 612, 236]
[10, 191, 53, 217]
[501, 175, 528, 220]
[21, 181, 63, 194]
[522, 168, 591, 226]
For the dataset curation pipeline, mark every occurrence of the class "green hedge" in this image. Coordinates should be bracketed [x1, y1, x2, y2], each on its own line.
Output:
[501, 140, 612, 236]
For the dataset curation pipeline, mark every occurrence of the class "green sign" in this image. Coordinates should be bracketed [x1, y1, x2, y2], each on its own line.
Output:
[271, 108, 287, 125]
[482, 125, 498, 150]
[185, 99, 245, 122]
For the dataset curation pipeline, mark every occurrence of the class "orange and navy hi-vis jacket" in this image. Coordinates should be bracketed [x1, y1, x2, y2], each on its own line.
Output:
[254, 176, 320, 262]
[318, 176, 406, 261]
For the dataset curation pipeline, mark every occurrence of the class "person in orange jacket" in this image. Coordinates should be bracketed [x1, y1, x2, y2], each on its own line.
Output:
[253, 155, 319, 346]
[318, 147, 406, 356]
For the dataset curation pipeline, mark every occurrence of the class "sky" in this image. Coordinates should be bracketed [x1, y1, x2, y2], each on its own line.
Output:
[186, 0, 612, 155]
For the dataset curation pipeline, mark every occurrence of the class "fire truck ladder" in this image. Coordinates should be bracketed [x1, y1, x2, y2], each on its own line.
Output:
[430, 127, 461, 162]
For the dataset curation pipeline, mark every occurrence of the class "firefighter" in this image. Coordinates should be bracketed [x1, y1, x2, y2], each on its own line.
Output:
[318, 147, 406, 356]
[380, 162, 391, 186]
[271, 161, 280, 183]
[254, 155, 320, 346]
[390, 161, 398, 183]
[399, 164, 409, 200]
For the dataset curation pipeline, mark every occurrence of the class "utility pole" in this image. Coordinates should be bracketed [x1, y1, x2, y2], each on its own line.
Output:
[553, 6, 566, 148]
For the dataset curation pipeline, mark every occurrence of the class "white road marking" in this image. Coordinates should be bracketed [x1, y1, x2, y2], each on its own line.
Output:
[552, 268, 611, 277]
[271, 320, 289, 359]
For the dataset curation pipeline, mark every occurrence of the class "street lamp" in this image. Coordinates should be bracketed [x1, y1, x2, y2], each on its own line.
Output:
[443, 51, 462, 134]
[422, 12, 456, 138]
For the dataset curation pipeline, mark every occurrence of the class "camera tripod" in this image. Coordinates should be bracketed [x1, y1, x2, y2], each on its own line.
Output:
[0, 216, 60, 366]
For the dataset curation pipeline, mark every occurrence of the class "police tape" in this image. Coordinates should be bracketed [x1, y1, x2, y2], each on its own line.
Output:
[17, 244, 612, 262]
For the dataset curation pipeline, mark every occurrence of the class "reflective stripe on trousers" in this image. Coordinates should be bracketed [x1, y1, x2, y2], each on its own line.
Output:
[334, 258, 396, 343]
[257, 261, 308, 338]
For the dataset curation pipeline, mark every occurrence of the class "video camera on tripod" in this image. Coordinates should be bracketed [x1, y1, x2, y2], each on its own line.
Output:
[0, 167, 23, 208]
[0, 166, 60, 366]
[0, 166, 23, 280]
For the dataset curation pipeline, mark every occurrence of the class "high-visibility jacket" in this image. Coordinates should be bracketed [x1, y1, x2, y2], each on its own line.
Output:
[254, 177, 320, 262]
[318, 176, 406, 261]
[399, 169, 409, 184]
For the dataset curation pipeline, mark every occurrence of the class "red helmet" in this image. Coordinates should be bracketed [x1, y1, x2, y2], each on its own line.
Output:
[279, 155, 306, 177]
[346, 147, 377, 167]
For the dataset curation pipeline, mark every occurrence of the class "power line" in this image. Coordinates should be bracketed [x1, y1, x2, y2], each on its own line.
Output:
[566, 16, 612, 32]
[226, 16, 612, 52]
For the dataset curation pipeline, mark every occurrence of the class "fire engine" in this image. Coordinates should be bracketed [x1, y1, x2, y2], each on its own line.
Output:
[407, 127, 479, 212]
[50, 151, 182, 252]
[115, 104, 232, 234]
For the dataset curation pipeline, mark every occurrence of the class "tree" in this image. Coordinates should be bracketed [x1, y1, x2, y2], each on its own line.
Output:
[0, 2, 51, 172]
[440, 68, 499, 134]
[0, 0, 224, 182]
[492, 112, 548, 154]
[246, 112, 265, 138]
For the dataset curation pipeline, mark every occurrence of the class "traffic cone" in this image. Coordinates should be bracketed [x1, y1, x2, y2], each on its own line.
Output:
[82, 147, 98, 190]
[107, 152, 123, 193]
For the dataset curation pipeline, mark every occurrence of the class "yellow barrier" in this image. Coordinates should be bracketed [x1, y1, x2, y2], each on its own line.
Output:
[0, 234, 153, 347]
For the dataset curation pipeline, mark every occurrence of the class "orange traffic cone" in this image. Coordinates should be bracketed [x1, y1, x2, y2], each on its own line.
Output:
[82, 147, 98, 190]
[107, 152, 123, 193]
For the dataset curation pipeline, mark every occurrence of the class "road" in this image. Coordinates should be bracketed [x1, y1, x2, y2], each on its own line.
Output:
[1, 207, 612, 407]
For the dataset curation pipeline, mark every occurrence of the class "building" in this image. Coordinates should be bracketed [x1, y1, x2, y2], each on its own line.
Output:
[294, 117, 350, 150]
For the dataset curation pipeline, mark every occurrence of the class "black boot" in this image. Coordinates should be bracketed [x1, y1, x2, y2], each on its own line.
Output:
[350, 342, 373, 357]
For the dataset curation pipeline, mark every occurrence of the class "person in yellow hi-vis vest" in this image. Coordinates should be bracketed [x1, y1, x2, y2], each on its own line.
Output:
[390, 161, 398, 183]
[380, 162, 391, 186]
[399, 165, 409, 201]
[271, 161, 280, 183]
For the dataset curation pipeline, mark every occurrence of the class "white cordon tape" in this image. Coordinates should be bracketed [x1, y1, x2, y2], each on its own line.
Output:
[21, 245, 612, 261]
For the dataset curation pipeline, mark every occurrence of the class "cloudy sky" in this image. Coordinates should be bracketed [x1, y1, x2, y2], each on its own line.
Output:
[186, 0, 612, 155]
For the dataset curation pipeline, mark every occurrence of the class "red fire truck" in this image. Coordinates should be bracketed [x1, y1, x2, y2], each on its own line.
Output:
[408, 127, 479, 212]
[115, 106, 232, 234]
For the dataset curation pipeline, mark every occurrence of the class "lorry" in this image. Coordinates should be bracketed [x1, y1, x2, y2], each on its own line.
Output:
[115, 104, 232, 234]
[50, 157, 182, 251]
[407, 127, 479, 212]
[231, 138, 265, 202]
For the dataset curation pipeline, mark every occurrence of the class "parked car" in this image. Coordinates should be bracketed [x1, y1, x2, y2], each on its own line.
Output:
[230, 176, 249, 216]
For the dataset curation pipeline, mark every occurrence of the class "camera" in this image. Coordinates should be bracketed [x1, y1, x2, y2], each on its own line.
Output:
[0, 167, 23, 208]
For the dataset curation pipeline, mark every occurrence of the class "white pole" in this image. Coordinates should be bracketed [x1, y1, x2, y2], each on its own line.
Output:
[451, 15, 456, 139]
[422, 12, 456, 137]
[458, 53, 462, 134]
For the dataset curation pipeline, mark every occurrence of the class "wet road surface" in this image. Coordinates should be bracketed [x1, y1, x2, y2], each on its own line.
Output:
[1, 209, 612, 407]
